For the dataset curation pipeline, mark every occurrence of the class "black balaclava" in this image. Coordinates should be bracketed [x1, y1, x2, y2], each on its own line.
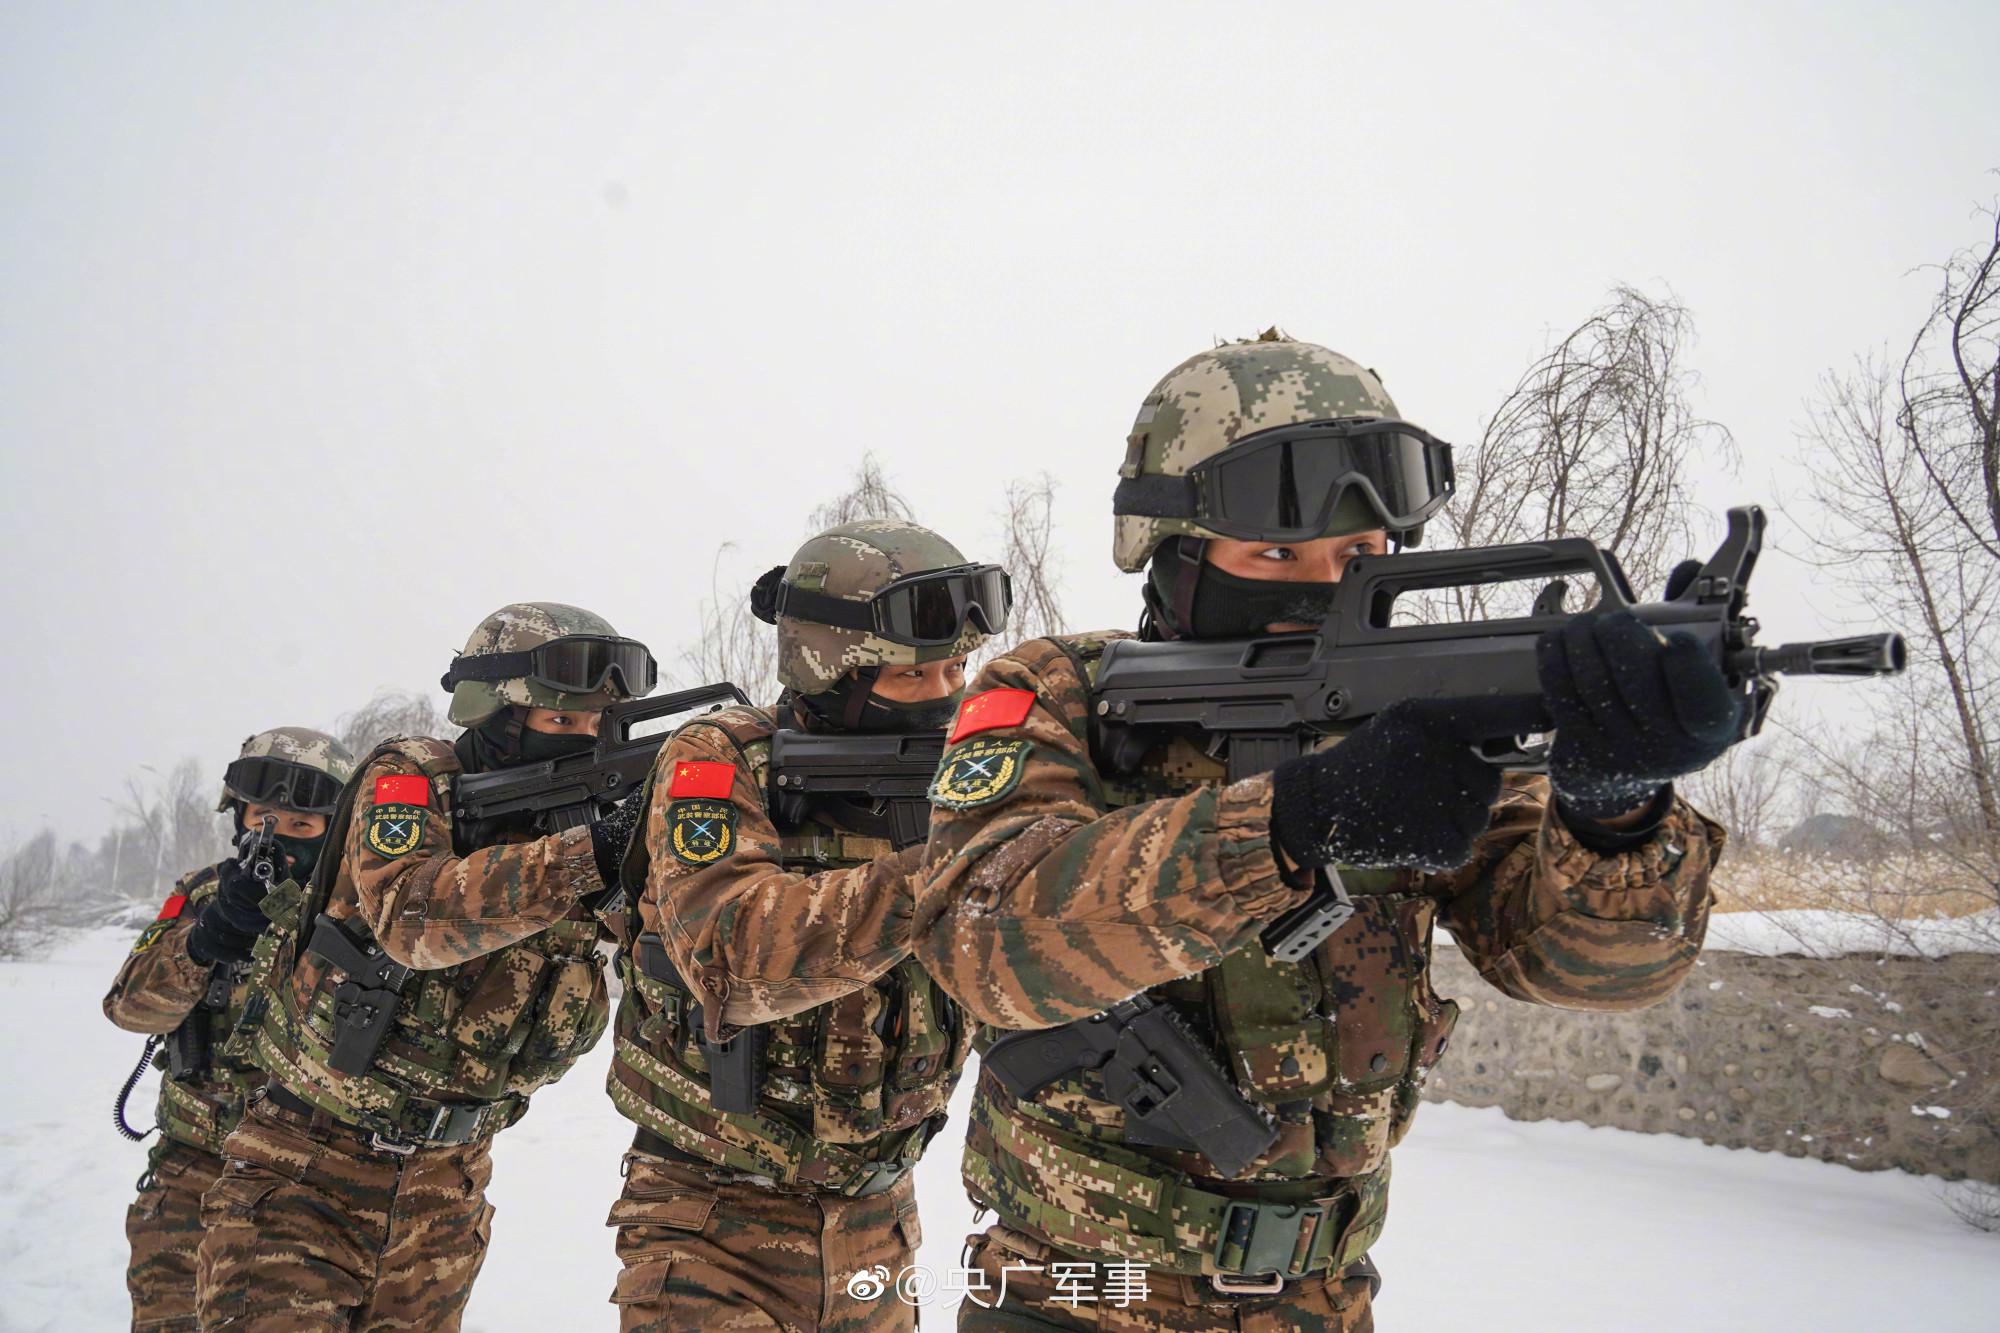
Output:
[453, 707, 528, 775]
[793, 666, 966, 734]
[1143, 537, 1339, 640]
[233, 805, 325, 881]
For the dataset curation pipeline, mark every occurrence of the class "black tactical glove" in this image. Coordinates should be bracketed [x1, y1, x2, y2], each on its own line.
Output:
[184, 860, 272, 966]
[1270, 696, 1535, 872]
[1537, 606, 1741, 820]
[588, 793, 645, 897]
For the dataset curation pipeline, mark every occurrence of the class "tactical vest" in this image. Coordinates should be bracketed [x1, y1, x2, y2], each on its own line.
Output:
[238, 737, 611, 1147]
[966, 633, 1461, 1278]
[607, 707, 971, 1196]
[149, 866, 265, 1154]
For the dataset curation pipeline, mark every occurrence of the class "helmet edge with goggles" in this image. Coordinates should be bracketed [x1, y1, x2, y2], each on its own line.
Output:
[1111, 335, 1454, 572]
[754, 520, 1010, 697]
[218, 727, 358, 816]
[443, 602, 655, 727]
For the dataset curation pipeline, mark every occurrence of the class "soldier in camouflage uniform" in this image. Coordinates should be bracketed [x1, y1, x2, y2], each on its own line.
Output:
[104, 727, 355, 1333]
[914, 334, 1740, 1331]
[605, 520, 1009, 1332]
[197, 603, 653, 1332]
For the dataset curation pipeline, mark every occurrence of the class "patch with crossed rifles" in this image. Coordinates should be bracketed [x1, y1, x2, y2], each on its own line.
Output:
[364, 803, 428, 859]
[928, 737, 1033, 810]
[669, 798, 737, 865]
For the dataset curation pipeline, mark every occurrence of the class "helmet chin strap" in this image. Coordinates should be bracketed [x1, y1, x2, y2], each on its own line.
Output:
[842, 665, 883, 730]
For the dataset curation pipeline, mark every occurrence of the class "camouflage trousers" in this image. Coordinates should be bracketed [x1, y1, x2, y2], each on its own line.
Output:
[953, 1227, 1376, 1333]
[125, 1138, 225, 1332]
[609, 1138, 924, 1332]
[195, 1094, 496, 1331]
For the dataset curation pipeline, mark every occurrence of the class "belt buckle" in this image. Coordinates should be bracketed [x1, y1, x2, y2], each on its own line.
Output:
[428, 1103, 485, 1144]
[370, 1132, 417, 1157]
[1211, 1271, 1286, 1296]
[846, 1160, 907, 1198]
[1212, 1198, 1329, 1284]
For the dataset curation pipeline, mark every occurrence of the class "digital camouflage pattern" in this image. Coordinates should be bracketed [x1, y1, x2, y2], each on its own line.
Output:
[196, 1096, 495, 1332]
[217, 726, 357, 811]
[607, 704, 969, 1189]
[125, 1140, 224, 1333]
[914, 634, 1725, 1300]
[777, 521, 988, 694]
[608, 1150, 922, 1332]
[445, 600, 635, 725]
[956, 1226, 1377, 1333]
[1113, 334, 1401, 572]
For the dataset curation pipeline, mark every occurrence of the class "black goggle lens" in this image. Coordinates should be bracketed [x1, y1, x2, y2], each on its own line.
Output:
[876, 566, 1013, 645]
[224, 757, 344, 815]
[531, 638, 658, 695]
[1200, 422, 1452, 538]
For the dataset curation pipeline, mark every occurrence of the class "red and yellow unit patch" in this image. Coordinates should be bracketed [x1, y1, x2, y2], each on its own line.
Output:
[365, 772, 431, 859]
[948, 688, 1037, 744]
[130, 890, 189, 953]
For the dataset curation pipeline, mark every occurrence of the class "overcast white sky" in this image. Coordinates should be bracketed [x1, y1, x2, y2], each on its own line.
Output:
[3, 1, 1996, 839]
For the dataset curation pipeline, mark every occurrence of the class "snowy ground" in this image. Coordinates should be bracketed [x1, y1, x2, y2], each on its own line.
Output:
[4, 930, 1996, 1331]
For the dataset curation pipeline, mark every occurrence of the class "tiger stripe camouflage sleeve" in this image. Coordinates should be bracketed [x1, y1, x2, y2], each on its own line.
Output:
[346, 750, 604, 970]
[103, 904, 211, 1034]
[913, 640, 1308, 1031]
[641, 717, 922, 1035]
[1432, 774, 1727, 1010]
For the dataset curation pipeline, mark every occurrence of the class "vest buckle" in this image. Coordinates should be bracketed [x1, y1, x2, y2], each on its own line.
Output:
[1212, 1197, 1331, 1280]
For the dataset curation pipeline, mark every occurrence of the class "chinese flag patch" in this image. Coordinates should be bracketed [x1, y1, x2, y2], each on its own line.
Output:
[949, 688, 1038, 744]
[157, 893, 189, 921]
[374, 774, 431, 807]
[668, 760, 736, 799]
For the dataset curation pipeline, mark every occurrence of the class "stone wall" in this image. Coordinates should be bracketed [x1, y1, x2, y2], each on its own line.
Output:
[1423, 943, 2000, 1183]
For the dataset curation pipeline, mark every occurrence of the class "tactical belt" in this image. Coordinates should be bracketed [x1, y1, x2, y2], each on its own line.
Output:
[159, 1077, 247, 1155]
[266, 1081, 525, 1154]
[629, 1125, 916, 1198]
[969, 1089, 1388, 1278]
[776, 834, 894, 864]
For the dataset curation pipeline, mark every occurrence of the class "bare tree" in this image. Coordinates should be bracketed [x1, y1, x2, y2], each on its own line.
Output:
[0, 830, 60, 959]
[1422, 286, 1737, 620]
[1795, 358, 2000, 837]
[336, 688, 459, 756]
[1901, 198, 2000, 555]
[1679, 732, 1795, 853]
[974, 473, 1067, 665]
[806, 451, 918, 532]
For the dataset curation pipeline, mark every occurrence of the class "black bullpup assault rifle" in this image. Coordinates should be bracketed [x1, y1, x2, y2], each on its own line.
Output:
[454, 683, 752, 834]
[767, 729, 947, 852]
[1090, 505, 1905, 960]
[168, 815, 283, 1080]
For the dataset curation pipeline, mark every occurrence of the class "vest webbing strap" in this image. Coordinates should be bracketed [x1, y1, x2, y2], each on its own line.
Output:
[971, 1086, 1389, 1277]
[609, 1032, 930, 1193]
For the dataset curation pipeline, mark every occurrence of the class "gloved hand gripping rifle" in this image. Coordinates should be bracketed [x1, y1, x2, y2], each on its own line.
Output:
[168, 815, 282, 1080]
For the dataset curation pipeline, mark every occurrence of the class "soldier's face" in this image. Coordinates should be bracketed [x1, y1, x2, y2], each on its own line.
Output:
[524, 706, 604, 736]
[242, 803, 327, 840]
[1204, 530, 1388, 630]
[871, 656, 969, 703]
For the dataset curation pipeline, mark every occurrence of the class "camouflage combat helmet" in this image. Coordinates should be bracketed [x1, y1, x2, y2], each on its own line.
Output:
[217, 727, 358, 814]
[765, 520, 994, 695]
[444, 602, 644, 726]
[1113, 331, 1415, 572]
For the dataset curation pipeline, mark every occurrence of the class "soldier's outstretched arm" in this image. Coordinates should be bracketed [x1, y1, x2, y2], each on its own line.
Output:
[103, 876, 214, 1033]
[1430, 774, 1726, 1011]
[915, 641, 1306, 1031]
[642, 720, 920, 1032]
[346, 750, 603, 969]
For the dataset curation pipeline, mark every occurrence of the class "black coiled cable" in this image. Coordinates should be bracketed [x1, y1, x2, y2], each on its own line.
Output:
[113, 1035, 162, 1142]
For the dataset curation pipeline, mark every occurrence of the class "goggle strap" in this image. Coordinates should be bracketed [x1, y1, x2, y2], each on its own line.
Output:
[771, 583, 879, 633]
[1111, 472, 1200, 520]
[440, 649, 543, 690]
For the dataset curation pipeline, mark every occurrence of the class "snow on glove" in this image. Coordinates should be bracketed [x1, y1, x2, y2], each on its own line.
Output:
[185, 860, 271, 966]
[1537, 607, 1741, 820]
[588, 792, 644, 893]
[1270, 696, 1539, 872]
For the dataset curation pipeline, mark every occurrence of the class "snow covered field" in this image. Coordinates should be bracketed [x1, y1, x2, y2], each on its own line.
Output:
[4, 929, 1996, 1331]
